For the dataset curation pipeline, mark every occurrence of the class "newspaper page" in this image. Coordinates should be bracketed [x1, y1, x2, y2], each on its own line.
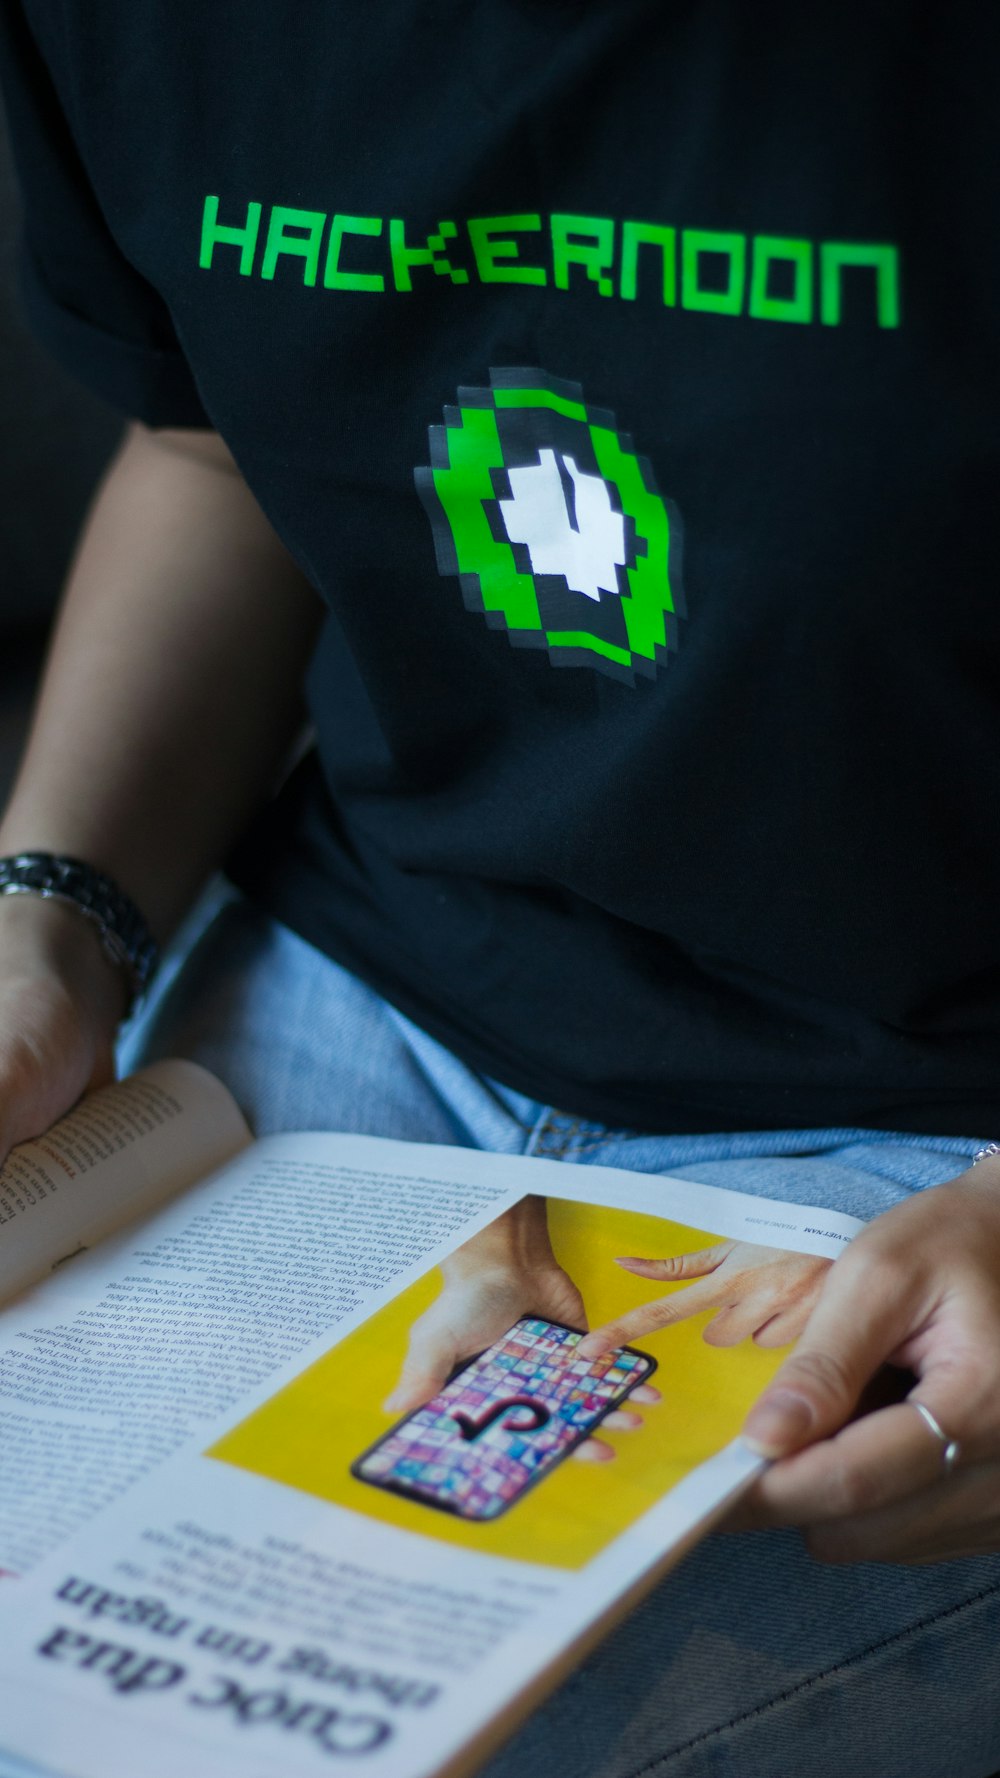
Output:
[0, 1062, 251, 1302]
[0, 1138, 861, 1778]
[0, 1134, 516, 1581]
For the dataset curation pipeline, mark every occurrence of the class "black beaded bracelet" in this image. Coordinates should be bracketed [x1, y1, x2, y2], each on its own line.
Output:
[0, 852, 159, 1017]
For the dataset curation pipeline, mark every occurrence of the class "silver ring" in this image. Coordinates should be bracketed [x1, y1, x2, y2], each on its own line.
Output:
[912, 1401, 961, 1477]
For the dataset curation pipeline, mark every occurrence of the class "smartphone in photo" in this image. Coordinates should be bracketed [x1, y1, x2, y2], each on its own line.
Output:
[351, 1316, 657, 1521]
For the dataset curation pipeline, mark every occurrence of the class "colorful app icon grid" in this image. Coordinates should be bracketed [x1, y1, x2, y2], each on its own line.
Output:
[356, 1318, 650, 1520]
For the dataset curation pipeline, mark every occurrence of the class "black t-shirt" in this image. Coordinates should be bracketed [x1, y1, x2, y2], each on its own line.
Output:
[2, 2, 999, 1135]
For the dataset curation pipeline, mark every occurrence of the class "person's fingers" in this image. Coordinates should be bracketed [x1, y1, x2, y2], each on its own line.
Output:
[701, 1301, 769, 1347]
[578, 1274, 725, 1358]
[749, 1304, 814, 1349]
[630, 1383, 661, 1405]
[744, 1399, 962, 1527]
[704, 1292, 818, 1349]
[615, 1245, 731, 1283]
[553, 1406, 650, 1463]
[572, 1438, 615, 1463]
[723, 1405, 934, 1538]
[0, 904, 128, 1166]
[0, 1007, 91, 1163]
[741, 1251, 917, 1457]
[575, 1397, 660, 1454]
[803, 1464, 1000, 1565]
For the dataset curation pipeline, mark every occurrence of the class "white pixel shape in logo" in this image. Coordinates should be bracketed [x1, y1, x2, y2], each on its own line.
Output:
[499, 449, 626, 602]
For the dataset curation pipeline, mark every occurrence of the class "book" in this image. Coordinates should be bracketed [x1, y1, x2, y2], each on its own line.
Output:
[0, 1062, 860, 1778]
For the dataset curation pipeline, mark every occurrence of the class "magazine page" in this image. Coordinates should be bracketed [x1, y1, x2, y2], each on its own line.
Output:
[0, 1140, 861, 1778]
[0, 1062, 251, 1303]
[0, 1133, 521, 1582]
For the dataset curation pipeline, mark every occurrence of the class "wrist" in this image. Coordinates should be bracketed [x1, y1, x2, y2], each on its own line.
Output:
[443, 1196, 555, 1282]
[0, 892, 129, 1032]
[0, 852, 157, 1018]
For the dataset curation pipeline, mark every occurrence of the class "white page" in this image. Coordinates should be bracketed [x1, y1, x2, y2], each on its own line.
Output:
[0, 1132, 520, 1579]
[0, 1061, 251, 1302]
[0, 1137, 862, 1778]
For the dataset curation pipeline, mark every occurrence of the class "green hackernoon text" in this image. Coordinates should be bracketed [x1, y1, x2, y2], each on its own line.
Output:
[198, 200, 901, 328]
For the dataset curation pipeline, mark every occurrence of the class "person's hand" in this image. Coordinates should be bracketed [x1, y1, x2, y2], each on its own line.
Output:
[577, 1241, 832, 1358]
[0, 894, 124, 1168]
[725, 1163, 1000, 1563]
[384, 1197, 660, 1460]
[384, 1247, 586, 1413]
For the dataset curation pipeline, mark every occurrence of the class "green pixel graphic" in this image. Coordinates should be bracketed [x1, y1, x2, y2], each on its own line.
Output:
[390, 219, 469, 290]
[415, 369, 684, 685]
[199, 197, 902, 329]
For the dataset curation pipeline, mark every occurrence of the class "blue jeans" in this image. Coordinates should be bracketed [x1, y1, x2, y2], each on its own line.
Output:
[107, 894, 1000, 1778]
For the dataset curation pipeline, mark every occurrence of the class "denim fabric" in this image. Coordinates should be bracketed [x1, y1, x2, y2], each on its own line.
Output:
[120, 893, 984, 1217]
[110, 895, 1000, 1778]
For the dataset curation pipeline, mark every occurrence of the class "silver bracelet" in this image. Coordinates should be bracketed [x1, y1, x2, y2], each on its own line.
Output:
[0, 852, 158, 1018]
[971, 1143, 1000, 1167]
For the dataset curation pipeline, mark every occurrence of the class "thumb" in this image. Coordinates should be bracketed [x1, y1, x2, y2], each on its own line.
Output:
[383, 1319, 458, 1415]
[0, 988, 115, 1167]
[383, 1367, 446, 1415]
[380, 1358, 448, 1415]
[741, 1255, 913, 1458]
[0, 1051, 116, 1173]
[0, 1042, 78, 1168]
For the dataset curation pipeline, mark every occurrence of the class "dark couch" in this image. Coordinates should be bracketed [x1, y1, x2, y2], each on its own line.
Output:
[0, 101, 122, 798]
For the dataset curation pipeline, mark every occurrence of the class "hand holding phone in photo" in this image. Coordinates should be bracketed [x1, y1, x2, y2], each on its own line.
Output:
[352, 1317, 657, 1521]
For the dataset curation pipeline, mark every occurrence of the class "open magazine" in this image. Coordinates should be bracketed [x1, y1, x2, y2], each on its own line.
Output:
[0, 1062, 861, 1778]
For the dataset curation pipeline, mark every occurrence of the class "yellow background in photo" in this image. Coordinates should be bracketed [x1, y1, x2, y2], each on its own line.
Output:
[209, 1199, 788, 1570]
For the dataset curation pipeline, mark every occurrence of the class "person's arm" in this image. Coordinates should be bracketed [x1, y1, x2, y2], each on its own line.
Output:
[0, 419, 323, 1163]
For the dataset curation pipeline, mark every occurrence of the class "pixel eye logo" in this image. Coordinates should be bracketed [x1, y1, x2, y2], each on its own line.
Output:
[500, 448, 626, 602]
[415, 367, 684, 685]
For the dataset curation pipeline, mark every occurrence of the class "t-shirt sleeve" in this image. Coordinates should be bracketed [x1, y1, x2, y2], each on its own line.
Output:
[0, 2, 211, 427]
